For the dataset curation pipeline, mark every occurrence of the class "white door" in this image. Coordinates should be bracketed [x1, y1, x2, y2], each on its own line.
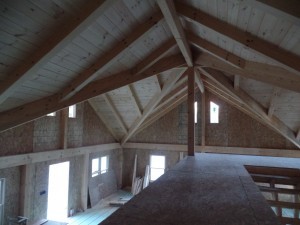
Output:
[47, 162, 70, 222]
[0, 178, 5, 225]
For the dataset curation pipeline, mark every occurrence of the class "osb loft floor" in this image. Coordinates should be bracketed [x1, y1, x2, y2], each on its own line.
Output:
[101, 153, 300, 225]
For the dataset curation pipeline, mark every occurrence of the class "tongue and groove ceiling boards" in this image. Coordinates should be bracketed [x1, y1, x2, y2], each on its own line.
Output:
[0, 0, 299, 149]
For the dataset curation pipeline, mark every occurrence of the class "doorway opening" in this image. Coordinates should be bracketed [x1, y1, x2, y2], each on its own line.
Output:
[47, 161, 70, 221]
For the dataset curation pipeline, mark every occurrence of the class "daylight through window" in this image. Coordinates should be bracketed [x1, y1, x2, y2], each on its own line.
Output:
[68, 105, 76, 118]
[150, 155, 165, 181]
[194, 101, 198, 123]
[210, 101, 219, 123]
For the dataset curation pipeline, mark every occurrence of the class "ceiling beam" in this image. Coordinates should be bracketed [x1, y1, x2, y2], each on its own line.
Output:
[187, 31, 245, 68]
[199, 67, 300, 148]
[0, 0, 117, 105]
[268, 87, 281, 118]
[234, 75, 240, 91]
[157, 0, 193, 66]
[194, 68, 204, 93]
[177, 2, 300, 73]
[60, 11, 164, 100]
[196, 53, 300, 93]
[88, 100, 119, 141]
[102, 94, 128, 134]
[0, 54, 186, 132]
[121, 67, 187, 145]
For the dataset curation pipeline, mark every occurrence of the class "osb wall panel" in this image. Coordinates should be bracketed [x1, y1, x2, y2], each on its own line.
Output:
[83, 102, 116, 146]
[88, 149, 122, 207]
[68, 103, 84, 148]
[32, 155, 84, 221]
[122, 148, 181, 188]
[206, 92, 296, 149]
[0, 167, 20, 225]
[33, 113, 60, 152]
[0, 122, 34, 156]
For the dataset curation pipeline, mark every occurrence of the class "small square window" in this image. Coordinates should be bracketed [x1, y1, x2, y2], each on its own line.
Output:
[210, 101, 219, 123]
[69, 105, 76, 118]
[150, 155, 165, 181]
[47, 112, 56, 117]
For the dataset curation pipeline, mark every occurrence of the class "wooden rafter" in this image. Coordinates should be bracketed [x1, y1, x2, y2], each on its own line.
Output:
[121, 67, 187, 145]
[153, 75, 162, 92]
[187, 31, 245, 68]
[199, 67, 300, 149]
[0, 54, 186, 132]
[60, 11, 164, 100]
[196, 53, 300, 93]
[157, 0, 193, 66]
[194, 68, 204, 93]
[102, 94, 128, 134]
[88, 99, 119, 141]
[127, 85, 142, 117]
[0, 0, 117, 105]
[177, 2, 300, 72]
[268, 87, 281, 118]
[234, 75, 240, 91]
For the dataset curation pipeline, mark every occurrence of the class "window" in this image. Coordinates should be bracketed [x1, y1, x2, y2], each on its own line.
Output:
[194, 101, 198, 123]
[91, 156, 109, 177]
[47, 112, 56, 117]
[210, 101, 219, 123]
[91, 158, 100, 177]
[68, 105, 76, 118]
[100, 156, 109, 174]
[150, 155, 165, 181]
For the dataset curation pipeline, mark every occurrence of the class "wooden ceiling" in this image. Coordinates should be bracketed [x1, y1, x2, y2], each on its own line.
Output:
[0, 0, 299, 148]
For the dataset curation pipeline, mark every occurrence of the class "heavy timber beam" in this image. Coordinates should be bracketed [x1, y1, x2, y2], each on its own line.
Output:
[188, 31, 245, 68]
[199, 67, 300, 149]
[187, 68, 195, 156]
[157, 0, 193, 66]
[0, 0, 118, 105]
[121, 67, 187, 145]
[177, 2, 300, 73]
[60, 11, 164, 100]
[196, 53, 300, 93]
[0, 54, 186, 132]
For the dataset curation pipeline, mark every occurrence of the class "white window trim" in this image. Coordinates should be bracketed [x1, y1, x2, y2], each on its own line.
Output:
[91, 156, 109, 177]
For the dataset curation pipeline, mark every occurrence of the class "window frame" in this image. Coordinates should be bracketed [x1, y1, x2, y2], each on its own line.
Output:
[91, 156, 109, 177]
[210, 101, 219, 124]
[150, 155, 166, 182]
[100, 156, 109, 174]
[68, 105, 76, 118]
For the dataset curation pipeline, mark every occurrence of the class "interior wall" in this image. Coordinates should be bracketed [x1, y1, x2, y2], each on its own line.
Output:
[122, 148, 182, 188]
[0, 101, 119, 223]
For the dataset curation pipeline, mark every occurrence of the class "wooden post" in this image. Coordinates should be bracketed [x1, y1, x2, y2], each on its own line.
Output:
[188, 68, 195, 156]
[295, 184, 300, 218]
[81, 153, 89, 210]
[20, 164, 35, 221]
[60, 108, 68, 149]
[201, 91, 206, 146]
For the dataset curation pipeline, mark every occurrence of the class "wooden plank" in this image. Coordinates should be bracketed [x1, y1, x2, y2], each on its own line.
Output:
[0, 143, 121, 169]
[121, 67, 187, 145]
[60, 11, 164, 100]
[234, 75, 240, 90]
[103, 94, 128, 134]
[245, 165, 300, 177]
[188, 68, 195, 156]
[88, 99, 119, 141]
[199, 67, 300, 148]
[123, 142, 300, 158]
[60, 108, 68, 149]
[19, 164, 35, 220]
[188, 31, 245, 68]
[157, 0, 193, 66]
[127, 85, 142, 117]
[268, 200, 300, 209]
[81, 153, 89, 210]
[0, 0, 118, 105]
[196, 51, 300, 94]
[0, 54, 186, 132]
[176, 2, 300, 72]
[258, 186, 300, 195]
[201, 90, 205, 146]
[251, 174, 300, 186]
[268, 87, 281, 118]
